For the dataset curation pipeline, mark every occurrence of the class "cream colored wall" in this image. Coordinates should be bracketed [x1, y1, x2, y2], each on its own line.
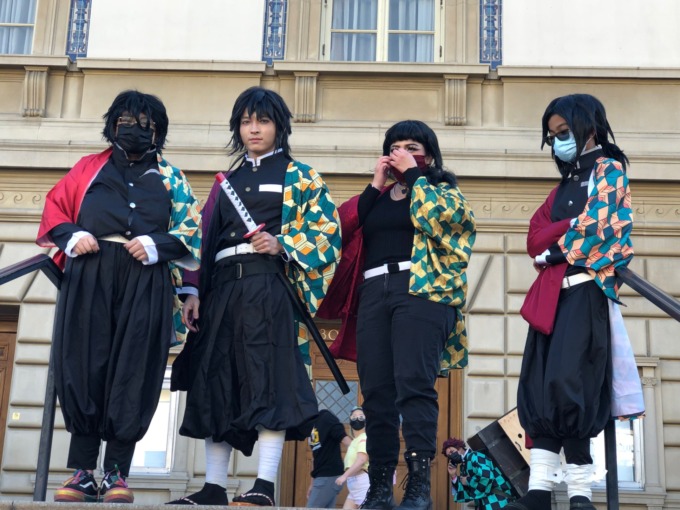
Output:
[87, 0, 265, 61]
[504, 0, 680, 67]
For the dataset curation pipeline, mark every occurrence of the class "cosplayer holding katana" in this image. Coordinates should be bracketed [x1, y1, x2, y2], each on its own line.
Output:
[37, 90, 201, 504]
[170, 87, 341, 507]
[508, 94, 644, 510]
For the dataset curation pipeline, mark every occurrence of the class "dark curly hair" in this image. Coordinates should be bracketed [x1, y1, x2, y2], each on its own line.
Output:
[102, 90, 169, 151]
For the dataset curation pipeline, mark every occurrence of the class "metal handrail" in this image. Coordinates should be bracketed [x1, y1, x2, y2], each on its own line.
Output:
[0, 254, 62, 501]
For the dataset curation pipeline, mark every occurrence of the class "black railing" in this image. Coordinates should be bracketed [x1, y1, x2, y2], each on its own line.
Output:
[0, 254, 62, 501]
[0, 256, 679, 506]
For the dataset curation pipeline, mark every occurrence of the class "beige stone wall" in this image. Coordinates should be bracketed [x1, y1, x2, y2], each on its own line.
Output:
[1, 0, 680, 506]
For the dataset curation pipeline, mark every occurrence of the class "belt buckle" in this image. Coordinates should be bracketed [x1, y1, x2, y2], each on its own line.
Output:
[235, 262, 243, 280]
[564, 276, 571, 289]
[387, 262, 400, 274]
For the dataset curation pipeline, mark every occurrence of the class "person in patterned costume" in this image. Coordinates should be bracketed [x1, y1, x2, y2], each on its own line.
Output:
[509, 94, 641, 510]
[170, 87, 341, 507]
[443, 438, 513, 510]
[37, 90, 202, 504]
[318, 120, 476, 510]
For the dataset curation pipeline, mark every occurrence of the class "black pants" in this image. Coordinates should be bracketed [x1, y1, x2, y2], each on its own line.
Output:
[356, 271, 455, 465]
[532, 437, 592, 465]
[67, 434, 136, 477]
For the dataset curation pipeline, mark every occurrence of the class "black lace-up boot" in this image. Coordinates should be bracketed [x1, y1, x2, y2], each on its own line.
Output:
[396, 451, 432, 510]
[360, 464, 396, 510]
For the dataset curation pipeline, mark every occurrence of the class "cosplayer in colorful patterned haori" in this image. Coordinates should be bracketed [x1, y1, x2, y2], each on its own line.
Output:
[170, 87, 341, 507]
[443, 438, 514, 510]
[509, 94, 644, 510]
[318, 120, 476, 510]
[37, 90, 202, 503]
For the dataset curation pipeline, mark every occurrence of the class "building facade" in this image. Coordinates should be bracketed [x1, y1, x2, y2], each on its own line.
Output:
[0, 0, 679, 508]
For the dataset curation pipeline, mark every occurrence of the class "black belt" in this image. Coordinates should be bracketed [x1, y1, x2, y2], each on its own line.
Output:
[212, 257, 284, 288]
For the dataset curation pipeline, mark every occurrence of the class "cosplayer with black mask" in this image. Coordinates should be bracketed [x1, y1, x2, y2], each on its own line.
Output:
[38, 89, 199, 504]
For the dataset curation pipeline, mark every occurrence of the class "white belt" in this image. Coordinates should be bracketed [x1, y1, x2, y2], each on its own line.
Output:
[215, 243, 255, 262]
[561, 272, 593, 289]
[98, 234, 129, 244]
[363, 261, 411, 280]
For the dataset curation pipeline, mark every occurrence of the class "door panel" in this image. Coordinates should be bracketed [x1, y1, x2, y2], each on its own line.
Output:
[0, 322, 17, 467]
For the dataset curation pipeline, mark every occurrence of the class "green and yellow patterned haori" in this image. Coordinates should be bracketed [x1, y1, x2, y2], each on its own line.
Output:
[409, 175, 476, 371]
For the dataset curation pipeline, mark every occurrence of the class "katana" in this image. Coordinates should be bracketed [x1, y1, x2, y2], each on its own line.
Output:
[214, 172, 350, 394]
[216, 173, 265, 239]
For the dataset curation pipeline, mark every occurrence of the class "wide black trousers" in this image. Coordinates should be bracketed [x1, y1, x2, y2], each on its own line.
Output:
[54, 241, 174, 474]
[179, 255, 318, 456]
[356, 271, 455, 465]
[517, 280, 612, 453]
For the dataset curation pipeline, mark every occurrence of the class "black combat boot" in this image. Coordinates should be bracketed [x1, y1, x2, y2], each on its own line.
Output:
[360, 464, 396, 510]
[396, 451, 432, 510]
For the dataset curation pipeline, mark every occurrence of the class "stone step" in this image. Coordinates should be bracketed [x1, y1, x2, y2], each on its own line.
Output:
[5, 503, 329, 510]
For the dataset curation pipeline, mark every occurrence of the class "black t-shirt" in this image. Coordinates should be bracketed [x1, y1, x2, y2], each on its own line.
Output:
[309, 409, 347, 478]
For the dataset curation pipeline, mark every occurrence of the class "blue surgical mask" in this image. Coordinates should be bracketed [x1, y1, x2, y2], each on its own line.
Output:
[553, 132, 577, 162]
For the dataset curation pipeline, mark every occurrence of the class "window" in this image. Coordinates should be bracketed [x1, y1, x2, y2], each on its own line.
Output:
[591, 419, 644, 489]
[316, 379, 359, 420]
[323, 0, 441, 62]
[130, 368, 180, 474]
[0, 0, 36, 55]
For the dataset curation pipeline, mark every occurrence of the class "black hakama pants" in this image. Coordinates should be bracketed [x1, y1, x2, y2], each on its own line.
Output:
[179, 255, 318, 456]
[517, 280, 612, 444]
[53, 241, 174, 474]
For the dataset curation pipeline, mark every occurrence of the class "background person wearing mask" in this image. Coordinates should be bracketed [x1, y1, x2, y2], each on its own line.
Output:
[443, 438, 513, 510]
[337, 407, 369, 509]
[306, 410, 353, 508]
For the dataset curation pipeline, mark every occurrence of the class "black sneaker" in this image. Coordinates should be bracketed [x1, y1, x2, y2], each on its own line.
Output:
[100, 467, 134, 503]
[54, 469, 99, 503]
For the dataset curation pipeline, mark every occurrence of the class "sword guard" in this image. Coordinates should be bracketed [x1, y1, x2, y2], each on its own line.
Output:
[243, 223, 266, 239]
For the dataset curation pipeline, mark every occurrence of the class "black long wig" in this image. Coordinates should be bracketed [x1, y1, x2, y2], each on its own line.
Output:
[102, 90, 169, 151]
[541, 94, 628, 178]
[382, 120, 457, 187]
[228, 86, 293, 163]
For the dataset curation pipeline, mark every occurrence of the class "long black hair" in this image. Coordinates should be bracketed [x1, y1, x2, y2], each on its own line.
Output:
[541, 94, 628, 177]
[102, 90, 169, 150]
[382, 120, 457, 187]
[228, 86, 293, 159]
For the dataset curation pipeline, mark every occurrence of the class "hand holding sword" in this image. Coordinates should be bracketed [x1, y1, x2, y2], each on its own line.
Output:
[214, 172, 350, 394]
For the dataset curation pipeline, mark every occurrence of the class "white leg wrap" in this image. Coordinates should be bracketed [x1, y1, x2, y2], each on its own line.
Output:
[256, 427, 285, 483]
[205, 438, 232, 488]
[528, 449, 562, 492]
[566, 463, 593, 500]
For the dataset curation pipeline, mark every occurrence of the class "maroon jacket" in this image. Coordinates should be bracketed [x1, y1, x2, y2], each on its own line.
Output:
[520, 186, 571, 335]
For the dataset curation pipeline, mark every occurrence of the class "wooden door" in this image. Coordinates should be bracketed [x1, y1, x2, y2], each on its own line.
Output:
[280, 321, 463, 509]
[0, 321, 17, 466]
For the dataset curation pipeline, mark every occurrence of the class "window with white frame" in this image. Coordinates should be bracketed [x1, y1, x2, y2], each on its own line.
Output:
[591, 419, 644, 489]
[130, 368, 179, 474]
[0, 0, 36, 55]
[322, 0, 441, 62]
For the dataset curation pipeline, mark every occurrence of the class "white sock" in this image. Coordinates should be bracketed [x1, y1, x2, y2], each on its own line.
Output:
[205, 438, 232, 489]
[528, 449, 561, 492]
[256, 428, 285, 483]
[566, 463, 593, 500]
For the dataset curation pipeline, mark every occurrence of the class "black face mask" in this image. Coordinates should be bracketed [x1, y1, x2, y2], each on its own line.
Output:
[116, 125, 155, 154]
[447, 452, 463, 465]
[350, 419, 365, 431]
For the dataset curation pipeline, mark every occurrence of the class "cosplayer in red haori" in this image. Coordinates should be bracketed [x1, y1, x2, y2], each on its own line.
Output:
[508, 94, 644, 510]
[37, 90, 201, 504]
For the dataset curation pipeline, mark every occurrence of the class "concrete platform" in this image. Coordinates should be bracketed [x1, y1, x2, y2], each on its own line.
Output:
[2, 502, 328, 510]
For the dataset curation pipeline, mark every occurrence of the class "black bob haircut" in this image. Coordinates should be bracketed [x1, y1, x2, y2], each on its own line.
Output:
[102, 90, 169, 151]
[382, 120, 457, 187]
[541, 93, 629, 178]
[228, 86, 293, 158]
